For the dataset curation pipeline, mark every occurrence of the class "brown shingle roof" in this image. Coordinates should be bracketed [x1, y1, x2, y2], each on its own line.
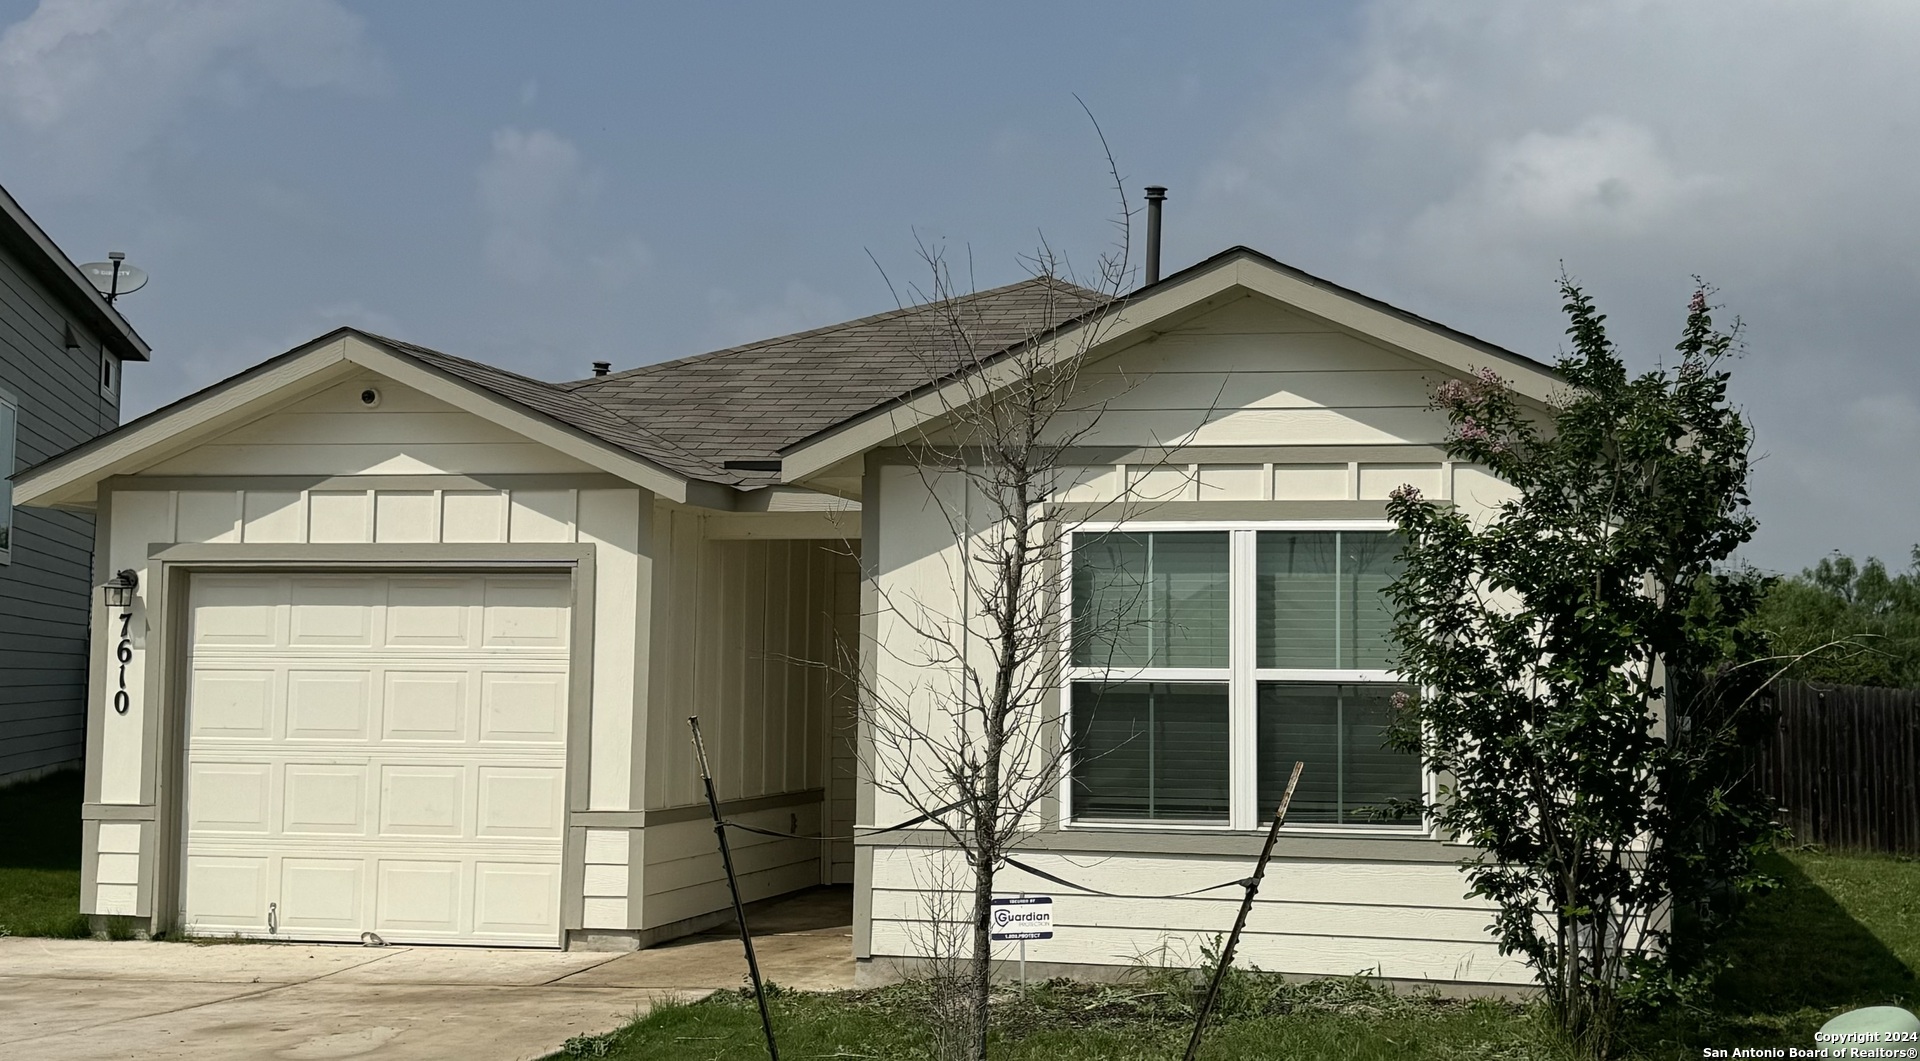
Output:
[562, 276, 1107, 484]
[363, 276, 1106, 488]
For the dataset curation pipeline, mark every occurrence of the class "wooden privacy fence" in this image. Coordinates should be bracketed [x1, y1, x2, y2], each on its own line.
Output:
[1747, 681, 1920, 856]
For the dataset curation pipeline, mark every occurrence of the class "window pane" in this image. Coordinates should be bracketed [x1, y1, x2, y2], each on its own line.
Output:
[1255, 532, 1338, 667]
[1072, 532, 1228, 668]
[1256, 683, 1419, 826]
[1072, 682, 1229, 822]
[1342, 533, 1404, 669]
[1256, 531, 1404, 669]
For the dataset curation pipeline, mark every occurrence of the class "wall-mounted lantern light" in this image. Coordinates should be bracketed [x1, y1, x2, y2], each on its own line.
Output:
[101, 569, 138, 610]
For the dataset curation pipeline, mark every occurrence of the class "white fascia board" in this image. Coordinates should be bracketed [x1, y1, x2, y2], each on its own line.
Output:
[778, 250, 1565, 484]
[14, 338, 357, 508]
[341, 336, 700, 504]
[1225, 258, 1564, 405]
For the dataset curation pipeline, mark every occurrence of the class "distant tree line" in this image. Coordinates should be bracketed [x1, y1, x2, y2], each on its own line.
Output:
[1756, 547, 1920, 688]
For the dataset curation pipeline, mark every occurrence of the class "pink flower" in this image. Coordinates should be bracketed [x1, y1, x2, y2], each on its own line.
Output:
[1389, 483, 1423, 503]
[1474, 366, 1503, 387]
[1689, 290, 1708, 314]
[1455, 418, 1490, 444]
[1390, 691, 1410, 711]
[1435, 378, 1472, 406]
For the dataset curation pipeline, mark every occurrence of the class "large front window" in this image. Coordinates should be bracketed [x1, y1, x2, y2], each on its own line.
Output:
[1067, 527, 1420, 828]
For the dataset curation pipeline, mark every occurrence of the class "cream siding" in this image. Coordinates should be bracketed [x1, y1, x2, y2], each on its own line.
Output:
[82, 375, 657, 940]
[139, 379, 601, 477]
[860, 292, 1526, 986]
[638, 503, 859, 927]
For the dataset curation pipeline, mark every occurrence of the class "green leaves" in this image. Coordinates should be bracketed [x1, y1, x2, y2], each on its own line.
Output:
[1387, 279, 1778, 1058]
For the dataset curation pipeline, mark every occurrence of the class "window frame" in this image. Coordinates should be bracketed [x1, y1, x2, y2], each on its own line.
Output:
[100, 350, 118, 399]
[0, 385, 17, 566]
[1059, 520, 1431, 836]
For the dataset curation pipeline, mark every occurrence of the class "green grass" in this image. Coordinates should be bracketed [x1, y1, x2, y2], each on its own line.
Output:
[564, 848, 1920, 1061]
[0, 769, 91, 938]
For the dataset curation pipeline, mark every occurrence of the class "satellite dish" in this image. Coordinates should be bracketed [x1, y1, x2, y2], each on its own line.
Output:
[79, 253, 148, 303]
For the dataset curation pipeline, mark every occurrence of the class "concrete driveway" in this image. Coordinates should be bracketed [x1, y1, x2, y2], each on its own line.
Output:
[0, 887, 854, 1061]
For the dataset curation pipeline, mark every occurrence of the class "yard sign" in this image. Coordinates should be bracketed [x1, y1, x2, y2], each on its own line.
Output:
[989, 895, 1053, 940]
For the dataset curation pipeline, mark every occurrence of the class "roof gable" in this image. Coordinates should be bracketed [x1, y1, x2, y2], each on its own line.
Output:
[774, 247, 1562, 481]
[13, 331, 707, 508]
[0, 182, 150, 361]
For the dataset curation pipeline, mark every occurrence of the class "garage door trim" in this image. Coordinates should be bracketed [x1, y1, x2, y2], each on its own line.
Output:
[140, 543, 596, 945]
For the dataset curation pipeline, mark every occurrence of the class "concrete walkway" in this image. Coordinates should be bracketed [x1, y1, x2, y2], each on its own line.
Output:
[0, 887, 854, 1060]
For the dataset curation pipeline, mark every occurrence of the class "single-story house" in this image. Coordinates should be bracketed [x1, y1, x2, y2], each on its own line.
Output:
[16, 245, 1554, 988]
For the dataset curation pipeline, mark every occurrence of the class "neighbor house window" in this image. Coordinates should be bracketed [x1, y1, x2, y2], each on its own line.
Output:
[1066, 527, 1420, 828]
[100, 352, 118, 399]
[0, 388, 16, 563]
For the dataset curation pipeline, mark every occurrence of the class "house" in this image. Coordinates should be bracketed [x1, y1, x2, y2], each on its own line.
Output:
[15, 244, 1558, 989]
[0, 183, 151, 786]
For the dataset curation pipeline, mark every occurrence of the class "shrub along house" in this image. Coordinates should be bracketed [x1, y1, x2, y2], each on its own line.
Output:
[16, 243, 1556, 989]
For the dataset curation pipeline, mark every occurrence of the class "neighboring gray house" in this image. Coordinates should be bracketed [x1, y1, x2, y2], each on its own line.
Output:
[0, 183, 151, 785]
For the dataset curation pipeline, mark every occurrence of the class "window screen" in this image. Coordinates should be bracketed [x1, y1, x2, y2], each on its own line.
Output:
[1256, 683, 1419, 825]
[1071, 681, 1229, 822]
[1256, 531, 1404, 669]
[1072, 531, 1229, 668]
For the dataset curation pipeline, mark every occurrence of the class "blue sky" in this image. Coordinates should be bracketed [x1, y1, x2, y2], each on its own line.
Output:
[2, 1, 1916, 572]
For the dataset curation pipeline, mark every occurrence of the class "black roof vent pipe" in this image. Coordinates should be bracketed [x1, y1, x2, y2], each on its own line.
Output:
[1143, 185, 1167, 285]
[591, 361, 611, 377]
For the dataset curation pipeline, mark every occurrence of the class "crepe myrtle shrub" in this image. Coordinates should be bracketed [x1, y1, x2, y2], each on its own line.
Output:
[1381, 279, 1782, 1058]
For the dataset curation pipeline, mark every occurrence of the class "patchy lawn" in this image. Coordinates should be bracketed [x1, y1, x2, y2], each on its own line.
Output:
[0, 769, 91, 938]
[561, 848, 1919, 1061]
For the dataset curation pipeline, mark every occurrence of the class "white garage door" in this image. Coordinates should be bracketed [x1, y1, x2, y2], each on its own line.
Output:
[181, 572, 572, 946]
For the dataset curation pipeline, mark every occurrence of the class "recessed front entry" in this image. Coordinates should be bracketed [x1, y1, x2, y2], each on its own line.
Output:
[180, 571, 572, 946]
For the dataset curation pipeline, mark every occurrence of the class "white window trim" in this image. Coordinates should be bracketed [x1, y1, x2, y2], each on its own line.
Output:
[1058, 519, 1430, 836]
[100, 350, 119, 400]
[0, 384, 17, 566]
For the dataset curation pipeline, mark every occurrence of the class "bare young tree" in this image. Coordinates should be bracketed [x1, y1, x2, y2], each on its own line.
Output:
[849, 137, 1215, 1060]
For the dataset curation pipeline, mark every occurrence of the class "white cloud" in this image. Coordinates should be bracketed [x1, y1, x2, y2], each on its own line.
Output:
[0, 0, 382, 189]
[476, 126, 604, 284]
[1190, 0, 1920, 568]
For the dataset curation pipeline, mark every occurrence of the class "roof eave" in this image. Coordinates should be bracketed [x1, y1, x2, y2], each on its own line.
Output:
[17, 328, 727, 510]
[0, 183, 152, 361]
[777, 247, 1565, 483]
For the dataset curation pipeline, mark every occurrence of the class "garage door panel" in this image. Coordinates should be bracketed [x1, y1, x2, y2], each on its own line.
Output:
[190, 670, 276, 739]
[288, 577, 381, 646]
[283, 765, 369, 836]
[480, 671, 567, 743]
[184, 856, 271, 928]
[387, 578, 476, 647]
[191, 576, 283, 646]
[376, 860, 463, 934]
[380, 764, 467, 838]
[286, 670, 373, 740]
[474, 862, 561, 938]
[481, 578, 570, 648]
[189, 762, 273, 834]
[476, 767, 565, 839]
[184, 571, 569, 947]
[383, 670, 470, 741]
[280, 858, 365, 929]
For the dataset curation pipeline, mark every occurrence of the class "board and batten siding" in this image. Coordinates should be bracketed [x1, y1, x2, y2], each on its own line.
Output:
[0, 237, 121, 784]
[86, 375, 653, 930]
[639, 502, 860, 927]
[861, 292, 1532, 987]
